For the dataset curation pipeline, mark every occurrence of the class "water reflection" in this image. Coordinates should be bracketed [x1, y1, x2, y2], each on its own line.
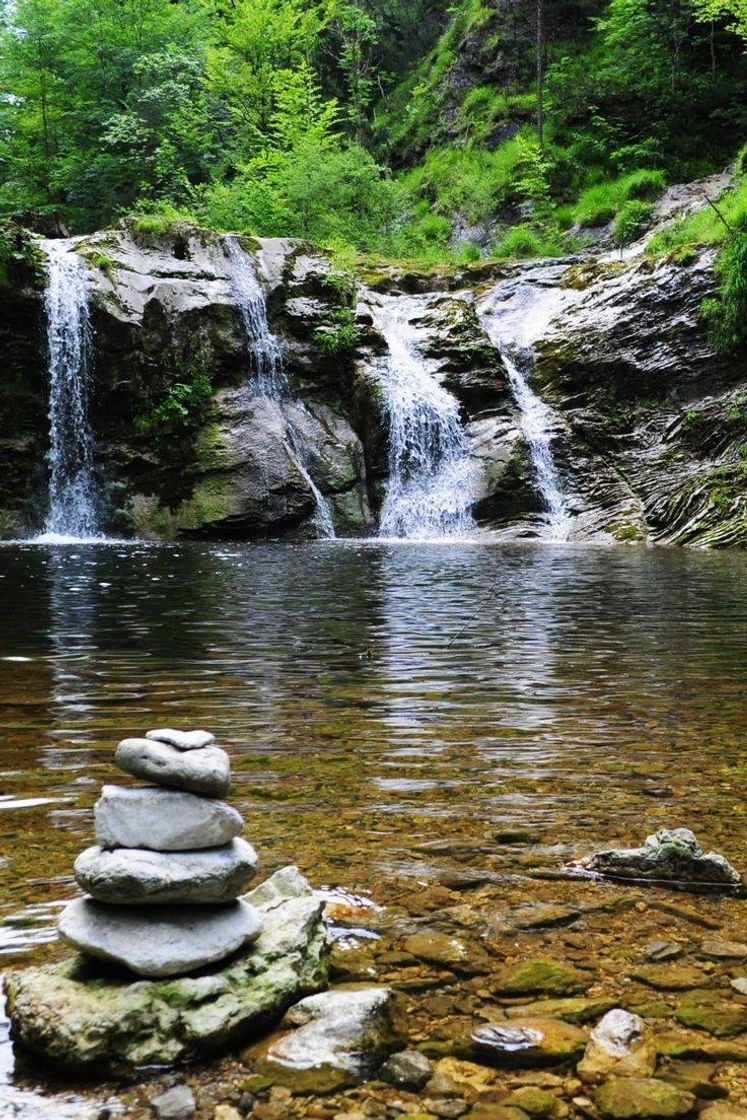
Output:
[0, 541, 746, 1106]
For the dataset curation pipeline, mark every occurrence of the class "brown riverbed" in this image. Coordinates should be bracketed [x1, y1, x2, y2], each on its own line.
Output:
[1, 540, 747, 1118]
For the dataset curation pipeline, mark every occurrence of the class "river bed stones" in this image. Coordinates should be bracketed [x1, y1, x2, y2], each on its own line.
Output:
[115, 736, 231, 797]
[574, 828, 742, 887]
[94, 784, 244, 850]
[73, 838, 258, 905]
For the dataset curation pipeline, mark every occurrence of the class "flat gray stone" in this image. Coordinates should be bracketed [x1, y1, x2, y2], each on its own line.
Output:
[74, 839, 258, 904]
[58, 897, 262, 977]
[95, 784, 243, 851]
[150, 1084, 196, 1120]
[116, 737, 230, 797]
[5, 868, 328, 1072]
[146, 728, 215, 751]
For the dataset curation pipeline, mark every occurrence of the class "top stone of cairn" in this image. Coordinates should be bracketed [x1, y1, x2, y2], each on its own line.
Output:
[146, 728, 215, 751]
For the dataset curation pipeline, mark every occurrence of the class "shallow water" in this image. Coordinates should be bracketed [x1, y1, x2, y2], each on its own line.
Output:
[1, 540, 747, 1112]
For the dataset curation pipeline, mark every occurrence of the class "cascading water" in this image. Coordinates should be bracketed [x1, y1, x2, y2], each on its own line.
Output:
[224, 236, 335, 537]
[38, 239, 101, 541]
[223, 235, 286, 398]
[478, 270, 575, 541]
[285, 418, 336, 540]
[371, 294, 477, 539]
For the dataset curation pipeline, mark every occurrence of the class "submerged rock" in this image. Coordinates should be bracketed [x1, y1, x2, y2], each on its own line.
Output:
[74, 838, 258, 904]
[150, 1084, 196, 1119]
[630, 964, 710, 991]
[494, 958, 589, 997]
[94, 784, 244, 851]
[575, 829, 741, 886]
[380, 1048, 432, 1090]
[116, 737, 231, 797]
[675, 990, 747, 1037]
[4, 868, 329, 1072]
[58, 896, 263, 976]
[578, 1010, 657, 1084]
[595, 1077, 695, 1119]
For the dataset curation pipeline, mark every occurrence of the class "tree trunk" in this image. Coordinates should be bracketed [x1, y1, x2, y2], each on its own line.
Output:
[536, 0, 545, 147]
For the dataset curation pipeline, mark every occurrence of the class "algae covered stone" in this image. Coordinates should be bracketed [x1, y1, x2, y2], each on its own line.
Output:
[577, 829, 741, 887]
[4, 867, 328, 1073]
[495, 958, 589, 997]
[595, 1077, 695, 1119]
[471, 1017, 587, 1065]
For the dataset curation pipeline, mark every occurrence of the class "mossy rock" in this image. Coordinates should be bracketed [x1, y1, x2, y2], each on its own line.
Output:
[675, 990, 747, 1037]
[495, 958, 589, 997]
[595, 1077, 695, 1118]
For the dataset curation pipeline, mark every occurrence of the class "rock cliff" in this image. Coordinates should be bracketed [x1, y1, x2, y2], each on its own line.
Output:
[0, 220, 744, 546]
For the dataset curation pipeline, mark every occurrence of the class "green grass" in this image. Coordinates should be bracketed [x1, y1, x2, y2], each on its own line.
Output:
[646, 174, 747, 254]
[398, 136, 525, 224]
[492, 223, 566, 260]
[573, 168, 666, 228]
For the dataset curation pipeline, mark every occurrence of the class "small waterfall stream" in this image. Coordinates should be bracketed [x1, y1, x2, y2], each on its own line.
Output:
[371, 294, 477, 539]
[224, 235, 286, 398]
[223, 236, 335, 537]
[37, 240, 101, 541]
[479, 273, 574, 541]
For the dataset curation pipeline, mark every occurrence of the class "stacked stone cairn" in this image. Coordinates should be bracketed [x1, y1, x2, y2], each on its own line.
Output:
[58, 728, 263, 978]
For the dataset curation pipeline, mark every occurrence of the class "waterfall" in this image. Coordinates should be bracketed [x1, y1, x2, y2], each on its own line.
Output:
[224, 236, 335, 537]
[285, 419, 336, 539]
[38, 239, 101, 541]
[479, 273, 573, 541]
[223, 235, 286, 398]
[371, 294, 477, 539]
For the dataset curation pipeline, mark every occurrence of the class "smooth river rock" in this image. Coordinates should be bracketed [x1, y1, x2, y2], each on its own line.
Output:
[257, 987, 399, 1091]
[95, 784, 244, 851]
[146, 728, 215, 751]
[5, 868, 328, 1072]
[576, 828, 741, 887]
[116, 737, 230, 797]
[74, 838, 258, 904]
[58, 897, 262, 977]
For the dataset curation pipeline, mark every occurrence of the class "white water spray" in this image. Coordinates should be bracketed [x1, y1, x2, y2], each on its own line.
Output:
[285, 419, 336, 539]
[371, 294, 477, 539]
[479, 272, 574, 541]
[38, 240, 101, 542]
[224, 235, 286, 398]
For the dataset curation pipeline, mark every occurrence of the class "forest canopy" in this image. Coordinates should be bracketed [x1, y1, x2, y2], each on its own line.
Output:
[0, 0, 746, 260]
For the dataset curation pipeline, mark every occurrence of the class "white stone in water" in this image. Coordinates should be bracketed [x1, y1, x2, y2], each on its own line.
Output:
[267, 987, 396, 1075]
[146, 728, 215, 751]
[74, 838, 258, 904]
[116, 737, 230, 797]
[95, 784, 243, 851]
[58, 897, 263, 978]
